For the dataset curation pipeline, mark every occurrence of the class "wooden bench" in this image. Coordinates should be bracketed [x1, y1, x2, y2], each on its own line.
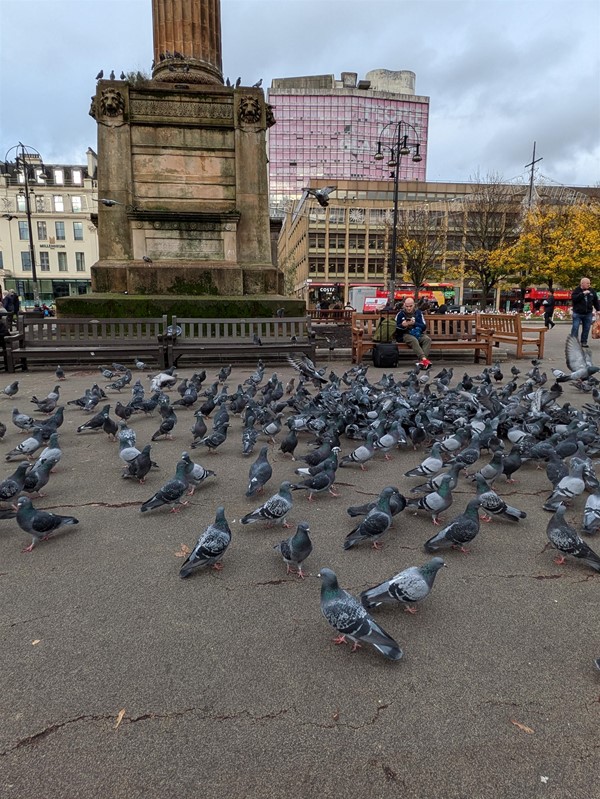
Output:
[351, 313, 495, 365]
[167, 316, 316, 367]
[476, 313, 546, 359]
[5, 316, 169, 373]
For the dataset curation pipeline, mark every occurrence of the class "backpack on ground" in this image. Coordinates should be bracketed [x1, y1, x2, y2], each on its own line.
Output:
[372, 342, 399, 368]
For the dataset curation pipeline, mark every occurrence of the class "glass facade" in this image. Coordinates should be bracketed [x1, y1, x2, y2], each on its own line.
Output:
[268, 86, 429, 214]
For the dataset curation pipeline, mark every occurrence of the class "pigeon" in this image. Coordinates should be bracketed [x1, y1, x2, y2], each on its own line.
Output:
[142, 255, 153, 263]
[194, 422, 229, 453]
[291, 465, 338, 501]
[95, 69, 104, 80]
[0, 462, 30, 501]
[2, 381, 19, 397]
[273, 521, 313, 578]
[344, 486, 395, 550]
[76, 404, 110, 434]
[241, 481, 293, 527]
[23, 457, 56, 497]
[140, 461, 189, 513]
[33, 433, 62, 471]
[546, 503, 600, 571]
[339, 432, 376, 471]
[12, 408, 35, 432]
[301, 186, 336, 208]
[246, 445, 272, 497]
[235, 77, 241, 87]
[404, 442, 444, 478]
[135, 357, 149, 371]
[122, 444, 153, 483]
[279, 427, 298, 459]
[582, 490, 600, 535]
[190, 410, 208, 441]
[179, 507, 232, 577]
[151, 409, 178, 441]
[318, 568, 403, 661]
[474, 476, 527, 522]
[553, 336, 600, 382]
[150, 369, 178, 393]
[424, 498, 482, 553]
[109, 70, 115, 80]
[360, 557, 446, 613]
[468, 451, 505, 486]
[16, 496, 79, 552]
[55, 366, 65, 380]
[252, 78, 263, 87]
[543, 460, 586, 512]
[409, 462, 463, 495]
[0, 420, 5, 439]
[407, 474, 454, 525]
[180, 451, 215, 495]
[5, 428, 44, 461]
[346, 486, 407, 518]
[120, 71, 126, 80]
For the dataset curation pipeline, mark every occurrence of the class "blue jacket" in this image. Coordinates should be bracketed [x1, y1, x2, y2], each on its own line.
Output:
[395, 308, 427, 339]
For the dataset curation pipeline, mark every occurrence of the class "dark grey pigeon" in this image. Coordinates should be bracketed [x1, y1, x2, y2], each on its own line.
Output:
[360, 557, 446, 613]
[241, 481, 293, 527]
[16, 496, 79, 552]
[77, 404, 110, 433]
[179, 506, 231, 577]
[546, 503, 600, 571]
[474, 475, 527, 522]
[122, 444, 153, 484]
[344, 486, 394, 550]
[291, 466, 338, 501]
[347, 486, 406, 518]
[246, 445, 272, 497]
[318, 568, 403, 661]
[181, 451, 215, 495]
[468, 450, 504, 485]
[0, 462, 30, 502]
[424, 498, 482, 553]
[140, 460, 188, 513]
[273, 521, 313, 578]
[279, 427, 299, 459]
[552, 336, 600, 382]
[23, 457, 56, 497]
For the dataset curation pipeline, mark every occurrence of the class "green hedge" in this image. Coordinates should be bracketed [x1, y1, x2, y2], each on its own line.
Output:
[56, 294, 306, 319]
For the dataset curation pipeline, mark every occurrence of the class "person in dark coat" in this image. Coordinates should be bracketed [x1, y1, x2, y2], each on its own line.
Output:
[395, 296, 432, 368]
[2, 291, 15, 329]
[571, 277, 600, 346]
[542, 291, 556, 329]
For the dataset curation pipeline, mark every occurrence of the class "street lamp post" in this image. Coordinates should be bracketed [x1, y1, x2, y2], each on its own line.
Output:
[373, 121, 422, 303]
[3, 143, 48, 307]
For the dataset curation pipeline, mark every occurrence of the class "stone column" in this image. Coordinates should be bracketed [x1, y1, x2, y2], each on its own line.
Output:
[152, 0, 223, 84]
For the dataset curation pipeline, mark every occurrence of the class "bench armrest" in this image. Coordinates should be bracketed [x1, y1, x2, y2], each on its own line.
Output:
[475, 325, 495, 338]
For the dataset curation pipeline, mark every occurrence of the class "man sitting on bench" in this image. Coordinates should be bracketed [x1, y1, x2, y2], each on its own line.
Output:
[394, 297, 432, 369]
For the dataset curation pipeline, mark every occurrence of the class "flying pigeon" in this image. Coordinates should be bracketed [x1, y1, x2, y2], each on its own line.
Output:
[140, 460, 188, 513]
[273, 521, 313, 578]
[344, 486, 394, 550]
[179, 507, 232, 577]
[301, 186, 336, 208]
[318, 568, 403, 661]
[241, 481, 293, 527]
[423, 498, 482, 553]
[546, 503, 600, 571]
[552, 336, 600, 382]
[16, 496, 79, 552]
[360, 557, 446, 613]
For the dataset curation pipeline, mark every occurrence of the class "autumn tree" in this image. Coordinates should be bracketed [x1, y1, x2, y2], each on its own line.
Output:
[392, 205, 446, 296]
[495, 200, 600, 290]
[453, 174, 522, 300]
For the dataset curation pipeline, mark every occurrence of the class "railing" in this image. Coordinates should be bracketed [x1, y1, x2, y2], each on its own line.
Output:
[308, 309, 353, 324]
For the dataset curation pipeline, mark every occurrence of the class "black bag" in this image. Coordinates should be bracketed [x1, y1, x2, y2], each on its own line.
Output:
[372, 342, 399, 368]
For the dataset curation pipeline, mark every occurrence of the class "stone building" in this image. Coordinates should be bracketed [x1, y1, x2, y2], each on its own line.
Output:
[0, 149, 98, 304]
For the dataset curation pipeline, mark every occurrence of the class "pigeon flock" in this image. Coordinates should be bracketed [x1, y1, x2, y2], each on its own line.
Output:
[1, 337, 599, 670]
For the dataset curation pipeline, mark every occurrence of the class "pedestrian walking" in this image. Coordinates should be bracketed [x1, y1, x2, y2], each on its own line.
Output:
[571, 277, 600, 347]
[542, 290, 556, 329]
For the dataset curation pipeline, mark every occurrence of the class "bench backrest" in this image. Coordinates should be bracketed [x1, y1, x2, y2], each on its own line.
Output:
[18, 316, 168, 346]
[352, 312, 490, 341]
[171, 316, 312, 341]
[477, 313, 519, 334]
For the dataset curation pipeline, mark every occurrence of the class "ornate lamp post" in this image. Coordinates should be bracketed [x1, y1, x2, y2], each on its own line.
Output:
[2, 143, 49, 307]
[373, 121, 422, 302]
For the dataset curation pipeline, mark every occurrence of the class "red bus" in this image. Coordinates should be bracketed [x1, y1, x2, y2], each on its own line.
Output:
[524, 287, 571, 310]
[376, 283, 456, 307]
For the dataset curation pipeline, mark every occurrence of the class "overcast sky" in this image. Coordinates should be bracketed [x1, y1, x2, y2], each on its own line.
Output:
[1, 0, 598, 186]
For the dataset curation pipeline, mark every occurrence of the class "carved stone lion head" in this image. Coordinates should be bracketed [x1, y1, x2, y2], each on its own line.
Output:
[238, 95, 261, 125]
[100, 88, 125, 118]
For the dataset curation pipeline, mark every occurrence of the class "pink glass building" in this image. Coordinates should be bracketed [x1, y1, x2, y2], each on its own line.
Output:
[267, 69, 429, 215]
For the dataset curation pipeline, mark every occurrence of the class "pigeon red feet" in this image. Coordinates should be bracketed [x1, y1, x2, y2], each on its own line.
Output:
[553, 555, 567, 565]
[332, 635, 347, 646]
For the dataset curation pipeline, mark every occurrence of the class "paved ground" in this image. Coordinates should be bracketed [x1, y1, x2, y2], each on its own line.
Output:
[1, 323, 599, 799]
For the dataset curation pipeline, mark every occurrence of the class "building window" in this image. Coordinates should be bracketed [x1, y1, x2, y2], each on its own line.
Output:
[53, 195, 64, 212]
[35, 195, 45, 212]
[55, 221, 65, 240]
[21, 252, 32, 271]
[75, 252, 86, 272]
[71, 196, 82, 213]
[73, 221, 84, 240]
[18, 221, 29, 240]
[39, 252, 50, 271]
[54, 169, 64, 184]
[16, 194, 26, 212]
[71, 169, 82, 184]
[57, 252, 68, 271]
[37, 221, 47, 240]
